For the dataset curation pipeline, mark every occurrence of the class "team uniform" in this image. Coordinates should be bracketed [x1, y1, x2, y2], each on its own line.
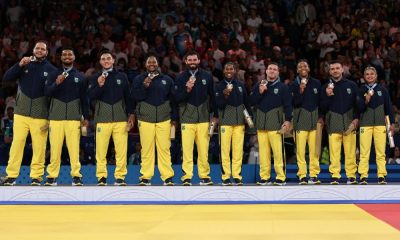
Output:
[3, 59, 56, 185]
[88, 69, 133, 185]
[44, 67, 89, 185]
[250, 78, 292, 185]
[321, 78, 359, 184]
[132, 72, 176, 185]
[290, 76, 322, 184]
[358, 84, 394, 183]
[175, 68, 217, 185]
[215, 79, 251, 185]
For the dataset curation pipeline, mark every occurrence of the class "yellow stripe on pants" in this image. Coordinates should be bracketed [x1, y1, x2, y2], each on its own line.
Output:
[257, 130, 286, 181]
[46, 120, 82, 178]
[328, 132, 357, 179]
[181, 122, 211, 181]
[95, 122, 128, 180]
[220, 125, 245, 180]
[138, 120, 174, 181]
[359, 126, 387, 178]
[296, 130, 320, 179]
[6, 114, 48, 180]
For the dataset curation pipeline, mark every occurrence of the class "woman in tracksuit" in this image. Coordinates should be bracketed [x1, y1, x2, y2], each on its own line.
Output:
[358, 66, 394, 185]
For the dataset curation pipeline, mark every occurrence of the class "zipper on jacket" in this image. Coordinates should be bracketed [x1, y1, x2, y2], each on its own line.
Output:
[29, 99, 32, 116]
[97, 102, 101, 116]
[264, 111, 267, 130]
[276, 110, 281, 127]
[111, 82, 114, 121]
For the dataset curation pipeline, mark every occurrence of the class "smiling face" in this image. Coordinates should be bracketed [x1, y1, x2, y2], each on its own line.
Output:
[364, 68, 377, 84]
[223, 63, 236, 79]
[61, 50, 75, 66]
[185, 54, 200, 70]
[33, 42, 48, 60]
[145, 56, 159, 72]
[297, 61, 310, 78]
[100, 53, 115, 69]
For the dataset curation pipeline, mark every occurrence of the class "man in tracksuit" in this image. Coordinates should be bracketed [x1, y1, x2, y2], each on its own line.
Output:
[132, 55, 176, 186]
[44, 48, 89, 186]
[3, 41, 57, 186]
[358, 66, 394, 185]
[321, 60, 359, 185]
[290, 60, 322, 185]
[175, 50, 217, 186]
[88, 50, 134, 186]
[215, 62, 251, 186]
[250, 62, 292, 186]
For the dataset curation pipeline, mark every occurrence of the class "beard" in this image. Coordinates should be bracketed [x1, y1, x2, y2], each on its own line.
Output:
[62, 60, 73, 67]
[188, 64, 198, 70]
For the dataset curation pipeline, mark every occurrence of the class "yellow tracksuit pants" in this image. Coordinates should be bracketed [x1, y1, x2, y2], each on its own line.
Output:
[257, 130, 286, 181]
[181, 122, 211, 181]
[138, 120, 174, 181]
[95, 122, 128, 180]
[296, 130, 320, 179]
[220, 125, 245, 180]
[46, 120, 82, 178]
[6, 114, 48, 180]
[328, 132, 357, 179]
[359, 126, 387, 178]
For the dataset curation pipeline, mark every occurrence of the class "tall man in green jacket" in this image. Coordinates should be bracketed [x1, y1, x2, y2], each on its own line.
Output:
[3, 41, 57, 186]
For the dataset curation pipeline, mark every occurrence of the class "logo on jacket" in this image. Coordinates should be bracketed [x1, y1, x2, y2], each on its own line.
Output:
[347, 88, 351, 94]
[377, 91, 382, 96]
[202, 79, 206, 85]
[74, 77, 79, 83]
[313, 88, 318, 94]
[97, 127, 101, 132]
[44, 72, 48, 77]
[274, 89, 279, 94]
[238, 86, 243, 92]
[25, 69, 28, 73]
[116, 79, 121, 85]
[162, 80, 166, 85]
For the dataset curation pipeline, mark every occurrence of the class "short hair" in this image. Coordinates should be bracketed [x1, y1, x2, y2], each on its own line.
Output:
[145, 53, 159, 64]
[98, 49, 115, 60]
[297, 59, 309, 65]
[364, 66, 377, 75]
[224, 62, 237, 71]
[35, 40, 49, 51]
[61, 47, 75, 54]
[329, 60, 342, 66]
[267, 62, 280, 69]
[184, 50, 200, 60]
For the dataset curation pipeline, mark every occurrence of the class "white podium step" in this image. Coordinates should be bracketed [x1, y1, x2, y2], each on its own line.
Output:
[1, 184, 400, 204]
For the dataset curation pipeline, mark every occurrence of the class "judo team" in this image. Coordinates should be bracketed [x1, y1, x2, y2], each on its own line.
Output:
[2, 41, 394, 186]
